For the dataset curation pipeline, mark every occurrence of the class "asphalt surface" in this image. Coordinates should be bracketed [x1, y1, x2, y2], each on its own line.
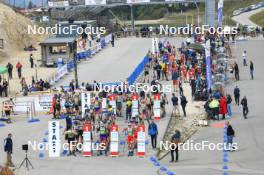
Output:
[159, 39, 264, 175]
[56, 37, 152, 86]
[232, 7, 264, 27]
[1, 38, 263, 175]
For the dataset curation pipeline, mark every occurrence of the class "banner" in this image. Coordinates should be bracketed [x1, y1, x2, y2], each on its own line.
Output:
[82, 93, 91, 118]
[218, 0, 224, 27]
[127, 0, 150, 4]
[153, 94, 161, 120]
[49, 121, 60, 157]
[137, 125, 145, 157]
[132, 94, 139, 117]
[83, 122, 92, 157]
[48, 0, 69, 7]
[85, 0, 106, 5]
[152, 38, 159, 54]
[109, 95, 116, 114]
[54, 64, 68, 82]
[110, 124, 119, 156]
[205, 40, 212, 90]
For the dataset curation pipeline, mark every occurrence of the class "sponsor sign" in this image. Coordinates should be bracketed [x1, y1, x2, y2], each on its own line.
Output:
[49, 121, 60, 157]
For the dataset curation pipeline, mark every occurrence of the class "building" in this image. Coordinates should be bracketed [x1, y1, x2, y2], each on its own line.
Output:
[40, 37, 76, 67]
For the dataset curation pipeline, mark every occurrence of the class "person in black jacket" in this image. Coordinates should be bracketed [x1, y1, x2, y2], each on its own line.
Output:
[226, 122, 235, 151]
[4, 133, 14, 167]
[234, 86, 240, 106]
[180, 94, 188, 117]
[241, 96, 248, 119]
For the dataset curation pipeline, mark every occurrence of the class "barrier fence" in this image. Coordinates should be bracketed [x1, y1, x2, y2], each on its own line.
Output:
[48, 33, 113, 86]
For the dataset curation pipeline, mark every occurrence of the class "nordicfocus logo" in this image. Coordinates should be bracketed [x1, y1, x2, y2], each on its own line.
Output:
[159, 24, 238, 35]
[94, 82, 173, 93]
[27, 141, 106, 153]
[160, 140, 238, 151]
[28, 24, 107, 35]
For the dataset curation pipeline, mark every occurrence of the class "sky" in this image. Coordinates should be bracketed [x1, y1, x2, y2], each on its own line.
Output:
[3, 0, 48, 7]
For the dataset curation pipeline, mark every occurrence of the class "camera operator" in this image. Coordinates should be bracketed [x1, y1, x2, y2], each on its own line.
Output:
[4, 133, 14, 167]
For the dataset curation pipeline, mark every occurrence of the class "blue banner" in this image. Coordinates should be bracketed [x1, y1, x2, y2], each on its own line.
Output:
[218, 0, 223, 26]
[205, 40, 212, 90]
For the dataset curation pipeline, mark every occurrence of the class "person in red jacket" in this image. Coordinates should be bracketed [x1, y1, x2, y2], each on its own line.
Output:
[16, 62, 23, 79]
[219, 95, 227, 120]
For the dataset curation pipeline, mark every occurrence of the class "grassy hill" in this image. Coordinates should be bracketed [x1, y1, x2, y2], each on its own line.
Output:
[109, 0, 262, 27]
[250, 10, 264, 27]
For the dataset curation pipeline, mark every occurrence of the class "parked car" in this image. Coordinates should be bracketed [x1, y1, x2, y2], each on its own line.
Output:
[232, 8, 243, 16]
[249, 4, 258, 10]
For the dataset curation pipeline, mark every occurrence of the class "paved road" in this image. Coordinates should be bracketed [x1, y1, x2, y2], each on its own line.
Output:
[159, 39, 264, 175]
[232, 7, 264, 27]
[0, 37, 186, 175]
[56, 37, 152, 86]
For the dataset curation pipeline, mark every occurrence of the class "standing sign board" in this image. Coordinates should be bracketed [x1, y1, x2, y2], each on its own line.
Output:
[132, 94, 139, 117]
[49, 121, 60, 157]
[102, 98, 107, 112]
[110, 124, 119, 156]
[137, 125, 145, 157]
[82, 92, 91, 118]
[109, 95, 116, 114]
[153, 94, 161, 120]
[83, 122, 92, 157]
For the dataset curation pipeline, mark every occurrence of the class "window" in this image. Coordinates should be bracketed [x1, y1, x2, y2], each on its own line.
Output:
[49, 45, 67, 54]
[0, 39, 3, 49]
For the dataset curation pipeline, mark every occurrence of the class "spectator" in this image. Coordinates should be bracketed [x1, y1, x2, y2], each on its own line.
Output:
[4, 133, 14, 167]
[226, 94, 232, 117]
[180, 94, 188, 117]
[171, 93, 179, 115]
[6, 63, 13, 79]
[219, 95, 227, 120]
[249, 61, 254, 80]
[170, 129, 181, 162]
[226, 122, 236, 151]
[148, 120, 158, 149]
[234, 86, 240, 106]
[241, 96, 248, 119]
[29, 53, 34, 68]
[16, 62, 22, 79]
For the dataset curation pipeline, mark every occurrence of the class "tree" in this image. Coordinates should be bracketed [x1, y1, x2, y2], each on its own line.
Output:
[28, 0, 33, 9]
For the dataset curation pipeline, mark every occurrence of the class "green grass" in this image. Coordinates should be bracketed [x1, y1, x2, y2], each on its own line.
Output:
[250, 10, 264, 27]
[137, 0, 263, 27]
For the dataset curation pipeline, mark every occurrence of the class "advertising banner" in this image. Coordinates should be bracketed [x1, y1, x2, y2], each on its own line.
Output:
[85, 0, 106, 5]
[127, 0, 150, 4]
[49, 121, 60, 157]
[218, 0, 224, 27]
[110, 124, 119, 156]
[48, 0, 69, 7]
[132, 94, 139, 117]
[83, 122, 92, 157]
[153, 94, 161, 120]
[205, 40, 212, 90]
[109, 95, 116, 114]
[137, 125, 145, 157]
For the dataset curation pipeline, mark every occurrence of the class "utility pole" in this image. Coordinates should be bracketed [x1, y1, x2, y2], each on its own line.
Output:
[130, 5, 135, 33]
[73, 41, 78, 88]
